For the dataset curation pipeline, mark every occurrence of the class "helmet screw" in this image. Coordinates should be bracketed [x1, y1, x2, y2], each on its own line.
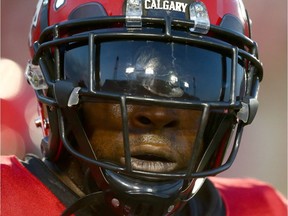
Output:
[34, 117, 42, 128]
[167, 205, 174, 213]
[111, 198, 120, 208]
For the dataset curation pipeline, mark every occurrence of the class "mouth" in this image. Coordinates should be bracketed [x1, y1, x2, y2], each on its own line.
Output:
[120, 149, 177, 173]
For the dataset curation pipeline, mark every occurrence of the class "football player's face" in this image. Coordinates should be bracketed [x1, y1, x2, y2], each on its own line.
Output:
[82, 102, 202, 173]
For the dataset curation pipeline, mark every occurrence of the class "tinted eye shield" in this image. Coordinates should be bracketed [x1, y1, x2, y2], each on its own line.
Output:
[34, 39, 257, 102]
[63, 39, 248, 103]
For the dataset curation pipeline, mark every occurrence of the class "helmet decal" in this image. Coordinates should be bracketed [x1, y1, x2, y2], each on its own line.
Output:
[29, 0, 43, 47]
[32, 0, 43, 27]
[144, 0, 188, 12]
[55, 0, 66, 10]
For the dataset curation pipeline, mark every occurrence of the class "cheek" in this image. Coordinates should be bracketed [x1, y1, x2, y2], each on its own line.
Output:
[177, 110, 202, 130]
[167, 126, 202, 170]
[89, 130, 124, 162]
[82, 103, 124, 162]
[173, 110, 202, 164]
[83, 103, 123, 130]
[173, 131, 197, 158]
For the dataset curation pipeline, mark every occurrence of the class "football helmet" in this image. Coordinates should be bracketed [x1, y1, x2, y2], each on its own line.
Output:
[26, 0, 263, 215]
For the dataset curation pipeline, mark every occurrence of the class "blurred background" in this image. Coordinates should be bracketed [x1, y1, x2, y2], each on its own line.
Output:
[1, 0, 287, 197]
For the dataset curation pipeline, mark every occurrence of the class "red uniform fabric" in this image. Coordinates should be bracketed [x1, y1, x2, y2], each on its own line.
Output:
[210, 177, 288, 216]
[1, 155, 66, 216]
[1, 155, 287, 216]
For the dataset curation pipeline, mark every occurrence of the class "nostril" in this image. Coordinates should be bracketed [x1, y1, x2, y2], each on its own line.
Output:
[165, 120, 179, 128]
[136, 115, 179, 128]
[132, 108, 180, 129]
[137, 116, 152, 125]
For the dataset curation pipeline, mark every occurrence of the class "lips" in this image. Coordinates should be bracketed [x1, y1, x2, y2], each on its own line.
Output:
[120, 144, 178, 172]
[130, 156, 177, 172]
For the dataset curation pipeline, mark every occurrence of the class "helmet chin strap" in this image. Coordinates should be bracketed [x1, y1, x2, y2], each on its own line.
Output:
[61, 191, 106, 216]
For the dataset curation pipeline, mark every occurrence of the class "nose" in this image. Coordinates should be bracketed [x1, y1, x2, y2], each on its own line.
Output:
[130, 106, 180, 129]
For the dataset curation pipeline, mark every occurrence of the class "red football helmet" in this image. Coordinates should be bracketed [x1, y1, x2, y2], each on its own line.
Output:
[26, 0, 263, 215]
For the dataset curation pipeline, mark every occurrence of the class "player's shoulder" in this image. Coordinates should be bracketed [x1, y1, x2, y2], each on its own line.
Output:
[209, 177, 288, 216]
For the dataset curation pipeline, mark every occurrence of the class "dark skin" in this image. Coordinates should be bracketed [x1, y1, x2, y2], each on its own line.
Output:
[82, 102, 202, 173]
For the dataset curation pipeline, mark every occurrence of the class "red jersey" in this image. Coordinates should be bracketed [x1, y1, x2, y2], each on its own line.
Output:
[1, 155, 67, 215]
[210, 177, 288, 216]
[1, 155, 287, 215]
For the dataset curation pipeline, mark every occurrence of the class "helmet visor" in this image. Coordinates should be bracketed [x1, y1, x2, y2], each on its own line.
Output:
[64, 40, 246, 102]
